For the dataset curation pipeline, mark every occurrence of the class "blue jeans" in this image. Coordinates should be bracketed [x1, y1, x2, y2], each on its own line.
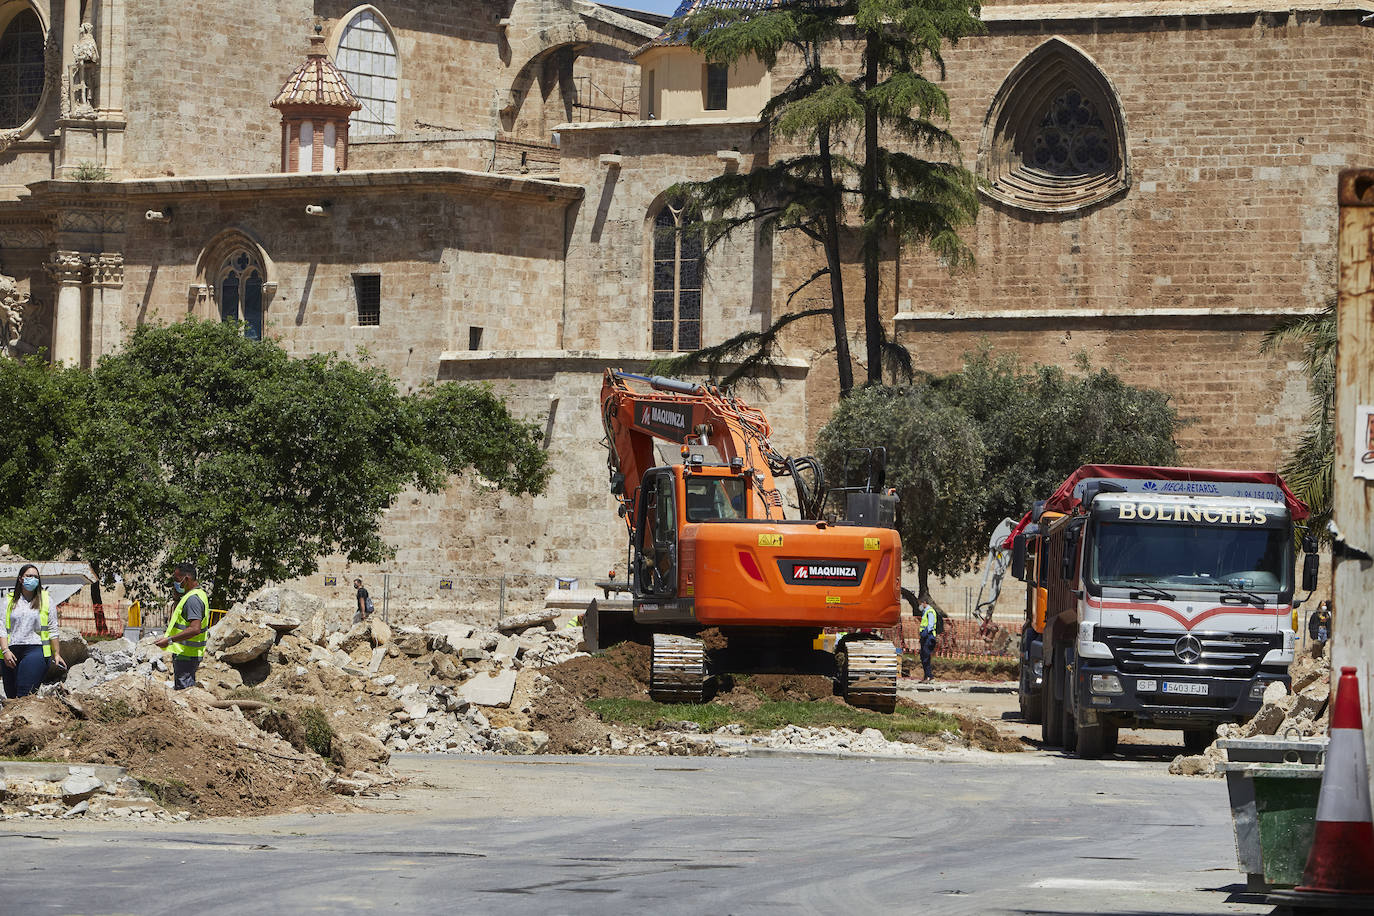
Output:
[3, 644, 48, 698]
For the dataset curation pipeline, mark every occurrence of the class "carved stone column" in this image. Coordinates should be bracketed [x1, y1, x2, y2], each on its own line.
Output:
[60, 0, 80, 117]
[46, 250, 87, 366]
[89, 252, 123, 358]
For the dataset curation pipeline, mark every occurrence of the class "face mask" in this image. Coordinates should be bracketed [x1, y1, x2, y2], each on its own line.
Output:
[173, 580, 185, 594]
[21, 576, 37, 591]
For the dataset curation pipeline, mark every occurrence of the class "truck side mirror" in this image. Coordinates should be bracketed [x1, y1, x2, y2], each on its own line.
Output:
[1302, 533, 1318, 554]
[1302, 553, 1319, 592]
[1011, 535, 1027, 581]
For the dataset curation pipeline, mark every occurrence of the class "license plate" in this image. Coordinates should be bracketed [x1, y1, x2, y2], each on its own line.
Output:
[1162, 681, 1208, 696]
[1136, 679, 1157, 693]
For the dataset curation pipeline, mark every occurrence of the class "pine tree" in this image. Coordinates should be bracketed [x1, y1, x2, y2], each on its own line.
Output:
[656, 0, 983, 393]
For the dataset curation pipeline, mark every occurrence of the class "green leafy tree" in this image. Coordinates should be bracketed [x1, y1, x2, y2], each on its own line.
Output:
[816, 353, 1180, 598]
[0, 320, 550, 607]
[655, 0, 982, 393]
[938, 350, 1181, 528]
[1260, 298, 1335, 540]
[0, 355, 90, 539]
[817, 383, 987, 598]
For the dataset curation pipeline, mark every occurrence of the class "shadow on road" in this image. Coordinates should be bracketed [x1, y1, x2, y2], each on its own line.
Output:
[999, 710, 1186, 762]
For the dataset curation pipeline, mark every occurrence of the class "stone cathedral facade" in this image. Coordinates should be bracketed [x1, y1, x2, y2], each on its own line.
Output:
[0, 0, 1357, 610]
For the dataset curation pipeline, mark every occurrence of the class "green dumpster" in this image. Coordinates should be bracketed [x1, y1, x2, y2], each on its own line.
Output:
[1217, 737, 1327, 891]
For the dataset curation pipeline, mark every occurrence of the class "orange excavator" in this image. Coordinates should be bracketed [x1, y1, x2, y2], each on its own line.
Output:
[592, 369, 904, 710]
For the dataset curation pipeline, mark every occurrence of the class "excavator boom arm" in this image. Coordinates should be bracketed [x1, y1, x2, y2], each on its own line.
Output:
[601, 369, 784, 525]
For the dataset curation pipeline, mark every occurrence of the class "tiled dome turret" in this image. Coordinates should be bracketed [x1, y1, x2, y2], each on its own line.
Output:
[271, 33, 363, 173]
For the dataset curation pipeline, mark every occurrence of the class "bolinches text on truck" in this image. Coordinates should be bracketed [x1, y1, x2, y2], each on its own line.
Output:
[1008, 465, 1320, 758]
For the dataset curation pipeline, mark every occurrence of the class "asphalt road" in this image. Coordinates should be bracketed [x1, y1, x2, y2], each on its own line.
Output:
[0, 749, 1270, 916]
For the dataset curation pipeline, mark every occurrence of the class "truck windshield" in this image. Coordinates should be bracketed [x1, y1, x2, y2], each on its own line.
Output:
[1089, 520, 1291, 594]
[685, 477, 747, 521]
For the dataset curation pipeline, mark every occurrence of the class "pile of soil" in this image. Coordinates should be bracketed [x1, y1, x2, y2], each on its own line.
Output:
[0, 676, 342, 818]
[531, 642, 1022, 754]
[542, 641, 651, 701]
[948, 710, 1027, 753]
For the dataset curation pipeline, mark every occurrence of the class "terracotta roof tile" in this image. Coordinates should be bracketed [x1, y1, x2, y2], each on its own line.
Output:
[271, 35, 362, 112]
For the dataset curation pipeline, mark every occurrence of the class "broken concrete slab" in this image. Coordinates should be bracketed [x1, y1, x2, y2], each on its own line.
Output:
[457, 670, 517, 708]
[393, 630, 428, 657]
[495, 609, 558, 634]
[367, 646, 386, 675]
[60, 773, 106, 803]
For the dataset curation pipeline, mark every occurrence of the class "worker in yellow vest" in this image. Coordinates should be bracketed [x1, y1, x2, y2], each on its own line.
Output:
[154, 562, 209, 691]
[1, 563, 66, 698]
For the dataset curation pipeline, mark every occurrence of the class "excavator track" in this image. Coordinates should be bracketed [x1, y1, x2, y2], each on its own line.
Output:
[842, 640, 899, 713]
[650, 633, 709, 704]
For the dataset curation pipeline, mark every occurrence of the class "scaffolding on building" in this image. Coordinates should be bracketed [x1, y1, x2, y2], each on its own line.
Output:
[571, 76, 639, 122]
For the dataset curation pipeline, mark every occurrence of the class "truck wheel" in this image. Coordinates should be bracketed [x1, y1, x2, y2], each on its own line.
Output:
[1104, 723, 1119, 753]
[1182, 726, 1216, 755]
[1019, 683, 1043, 725]
[1075, 723, 1108, 758]
[1041, 660, 1063, 747]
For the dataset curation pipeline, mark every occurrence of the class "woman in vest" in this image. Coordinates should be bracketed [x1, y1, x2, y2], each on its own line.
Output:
[1, 564, 66, 698]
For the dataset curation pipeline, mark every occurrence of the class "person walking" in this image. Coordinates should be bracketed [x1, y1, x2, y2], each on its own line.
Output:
[1308, 600, 1333, 654]
[1, 564, 65, 698]
[154, 563, 208, 691]
[918, 599, 938, 682]
[353, 578, 373, 625]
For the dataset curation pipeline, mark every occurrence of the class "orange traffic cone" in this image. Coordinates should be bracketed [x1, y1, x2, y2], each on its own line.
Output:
[1295, 666, 1374, 896]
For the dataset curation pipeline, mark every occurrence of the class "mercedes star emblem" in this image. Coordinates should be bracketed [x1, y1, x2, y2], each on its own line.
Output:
[1174, 634, 1203, 664]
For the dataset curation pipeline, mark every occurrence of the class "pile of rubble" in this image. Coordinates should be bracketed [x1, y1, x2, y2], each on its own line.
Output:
[1170, 645, 1332, 777]
[0, 761, 188, 822]
[47, 588, 585, 764]
[1, 674, 349, 819]
[5, 585, 1023, 820]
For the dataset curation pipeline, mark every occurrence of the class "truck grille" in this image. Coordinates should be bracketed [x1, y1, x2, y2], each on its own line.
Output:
[1098, 628, 1279, 678]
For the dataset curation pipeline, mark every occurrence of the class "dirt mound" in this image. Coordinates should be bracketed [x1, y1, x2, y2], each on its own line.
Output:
[530, 683, 616, 754]
[951, 712, 1025, 753]
[546, 640, 650, 701]
[742, 673, 835, 702]
[0, 676, 343, 818]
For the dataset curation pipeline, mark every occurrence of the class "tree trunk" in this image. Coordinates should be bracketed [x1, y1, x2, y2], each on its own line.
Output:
[861, 32, 883, 387]
[917, 562, 931, 603]
[817, 123, 853, 395]
[210, 538, 233, 611]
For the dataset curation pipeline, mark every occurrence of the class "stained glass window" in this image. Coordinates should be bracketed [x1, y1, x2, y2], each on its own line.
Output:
[651, 202, 703, 351]
[218, 249, 265, 340]
[1030, 90, 1114, 178]
[337, 10, 398, 137]
[0, 10, 44, 129]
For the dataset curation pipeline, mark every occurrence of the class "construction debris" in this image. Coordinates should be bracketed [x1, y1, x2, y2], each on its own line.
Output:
[0, 585, 1021, 819]
[1170, 644, 1333, 777]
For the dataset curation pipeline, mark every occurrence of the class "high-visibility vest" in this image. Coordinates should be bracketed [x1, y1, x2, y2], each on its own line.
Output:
[920, 605, 937, 636]
[4, 589, 52, 658]
[164, 587, 209, 658]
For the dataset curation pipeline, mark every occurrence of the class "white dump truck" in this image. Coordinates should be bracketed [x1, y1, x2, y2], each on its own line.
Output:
[1010, 465, 1320, 758]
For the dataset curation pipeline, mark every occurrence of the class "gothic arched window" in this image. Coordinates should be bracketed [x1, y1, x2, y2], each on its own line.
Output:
[218, 249, 265, 340]
[0, 8, 44, 129]
[651, 201, 703, 352]
[336, 8, 398, 137]
[979, 38, 1129, 214]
